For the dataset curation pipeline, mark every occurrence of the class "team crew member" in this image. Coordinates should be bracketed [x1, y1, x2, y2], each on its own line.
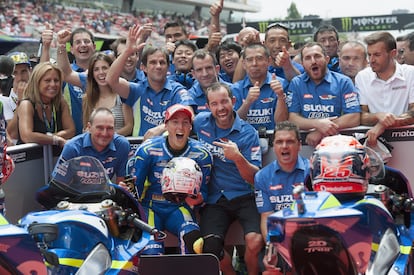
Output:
[254, 121, 310, 273]
[106, 25, 195, 138]
[54, 107, 130, 183]
[287, 42, 360, 146]
[193, 82, 263, 275]
[132, 104, 213, 255]
[232, 43, 289, 131]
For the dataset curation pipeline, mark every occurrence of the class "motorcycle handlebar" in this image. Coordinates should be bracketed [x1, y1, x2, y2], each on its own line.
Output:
[128, 214, 167, 241]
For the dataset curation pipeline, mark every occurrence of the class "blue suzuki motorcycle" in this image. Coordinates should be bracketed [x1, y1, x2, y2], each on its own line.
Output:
[267, 135, 414, 275]
[18, 156, 165, 274]
[0, 213, 47, 275]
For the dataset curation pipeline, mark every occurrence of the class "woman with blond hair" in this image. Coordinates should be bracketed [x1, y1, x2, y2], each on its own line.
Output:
[16, 62, 75, 146]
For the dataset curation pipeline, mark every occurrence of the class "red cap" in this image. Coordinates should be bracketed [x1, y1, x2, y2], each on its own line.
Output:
[164, 104, 194, 123]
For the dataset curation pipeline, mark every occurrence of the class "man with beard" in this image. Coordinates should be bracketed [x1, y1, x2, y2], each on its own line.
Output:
[287, 42, 360, 146]
[189, 49, 226, 114]
[193, 82, 263, 275]
[339, 41, 368, 84]
[356, 31, 414, 146]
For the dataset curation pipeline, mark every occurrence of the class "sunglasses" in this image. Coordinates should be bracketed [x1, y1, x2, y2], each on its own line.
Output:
[266, 22, 290, 32]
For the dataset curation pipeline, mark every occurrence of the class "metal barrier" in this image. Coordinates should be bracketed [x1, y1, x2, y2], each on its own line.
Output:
[4, 126, 414, 237]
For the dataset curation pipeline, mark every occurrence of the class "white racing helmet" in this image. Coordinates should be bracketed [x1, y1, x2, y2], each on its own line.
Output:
[161, 157, 202, 203]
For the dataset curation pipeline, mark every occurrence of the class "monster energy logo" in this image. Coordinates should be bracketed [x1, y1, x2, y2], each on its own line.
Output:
[342, 17, 352, 32]
[258, 22, 269, 33]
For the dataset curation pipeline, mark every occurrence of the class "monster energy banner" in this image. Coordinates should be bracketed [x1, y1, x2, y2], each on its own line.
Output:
[227, 19, 322, 35]
[333, 13, 414, 32]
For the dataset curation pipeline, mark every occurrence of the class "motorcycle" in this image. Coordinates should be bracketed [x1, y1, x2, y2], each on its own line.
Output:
[0, 213, 47, 275]
[266, 135, 414, 275]
[18, 156, 166, 274]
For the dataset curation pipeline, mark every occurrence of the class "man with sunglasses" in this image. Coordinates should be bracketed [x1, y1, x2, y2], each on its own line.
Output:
[233, 23, 303, 83]
[265, 22, 303, 81]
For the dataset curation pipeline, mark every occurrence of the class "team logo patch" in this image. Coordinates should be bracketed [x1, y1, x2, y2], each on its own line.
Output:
[200, 130, 211, 137]
[319, 94, 336, 100]
[260, 98, 274, 103]
[270, 184, 283, 190]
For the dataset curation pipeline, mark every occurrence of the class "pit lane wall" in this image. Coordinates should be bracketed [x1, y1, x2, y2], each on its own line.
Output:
[4, 126, 414, 239]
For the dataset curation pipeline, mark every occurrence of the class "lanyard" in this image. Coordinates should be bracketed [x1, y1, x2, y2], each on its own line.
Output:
[42, 103, 56, 133]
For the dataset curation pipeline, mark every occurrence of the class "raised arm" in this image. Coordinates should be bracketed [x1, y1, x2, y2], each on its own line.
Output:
[39, 28, 53, 63]
[56, 29, 82, 87]
[270, 73, 288, 122]
[205, 0, 223, 53]
[275, 46, 300, 81]
[106, 25, 143, 99]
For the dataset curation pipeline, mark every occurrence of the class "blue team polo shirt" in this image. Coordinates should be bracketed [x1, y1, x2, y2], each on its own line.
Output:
[194, 111, 262, 203]
[268, 60, 304, 80]
[188, 79, 234, 114]
[218, 70, 233, 83]
[131, 69, 146, 83]
[124, 78, 196, 137]
[54, 132, 130, 179]
[62, 62, 86, 135]
[287, 70, 360, 119]
[188, 81, 209, 114]
[254, 155, 310, 213]
[232, 72, 289, 130]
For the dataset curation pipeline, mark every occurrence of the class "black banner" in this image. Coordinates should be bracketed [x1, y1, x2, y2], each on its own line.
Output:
[226, 19, 323, 35]
[332, 13, 414, 32]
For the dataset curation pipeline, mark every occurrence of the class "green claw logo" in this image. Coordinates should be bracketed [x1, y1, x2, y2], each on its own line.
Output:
[341, 17, 352, 32]
[258, 21, 269, 33]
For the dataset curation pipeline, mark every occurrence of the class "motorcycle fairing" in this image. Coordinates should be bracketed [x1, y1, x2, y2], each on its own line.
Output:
[268, 191, 372, 273]
[0, 222, 47, 274]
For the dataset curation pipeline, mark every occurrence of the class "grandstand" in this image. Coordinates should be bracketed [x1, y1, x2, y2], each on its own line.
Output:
[1, 0, 260, 38]
[0, 0, 260, 55]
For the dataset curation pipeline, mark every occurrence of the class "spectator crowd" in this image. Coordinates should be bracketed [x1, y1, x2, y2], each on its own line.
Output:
[0, 0, 212, 38]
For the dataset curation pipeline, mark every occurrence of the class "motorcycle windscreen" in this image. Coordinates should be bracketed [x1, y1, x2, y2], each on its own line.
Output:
[50, 156, 112, 197]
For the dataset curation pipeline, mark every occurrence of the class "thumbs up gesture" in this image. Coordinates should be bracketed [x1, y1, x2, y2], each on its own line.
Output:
[165, 37, 176, 54]
[275, 46, 291, 68]
[270, 73, 284, 98]
[246, 81, 261, 104]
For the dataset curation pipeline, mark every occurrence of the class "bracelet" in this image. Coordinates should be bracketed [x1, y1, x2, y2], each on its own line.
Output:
[52, 135, 59, 146]
[57, 44, 66, 54]
[47, 132, 59, 146]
